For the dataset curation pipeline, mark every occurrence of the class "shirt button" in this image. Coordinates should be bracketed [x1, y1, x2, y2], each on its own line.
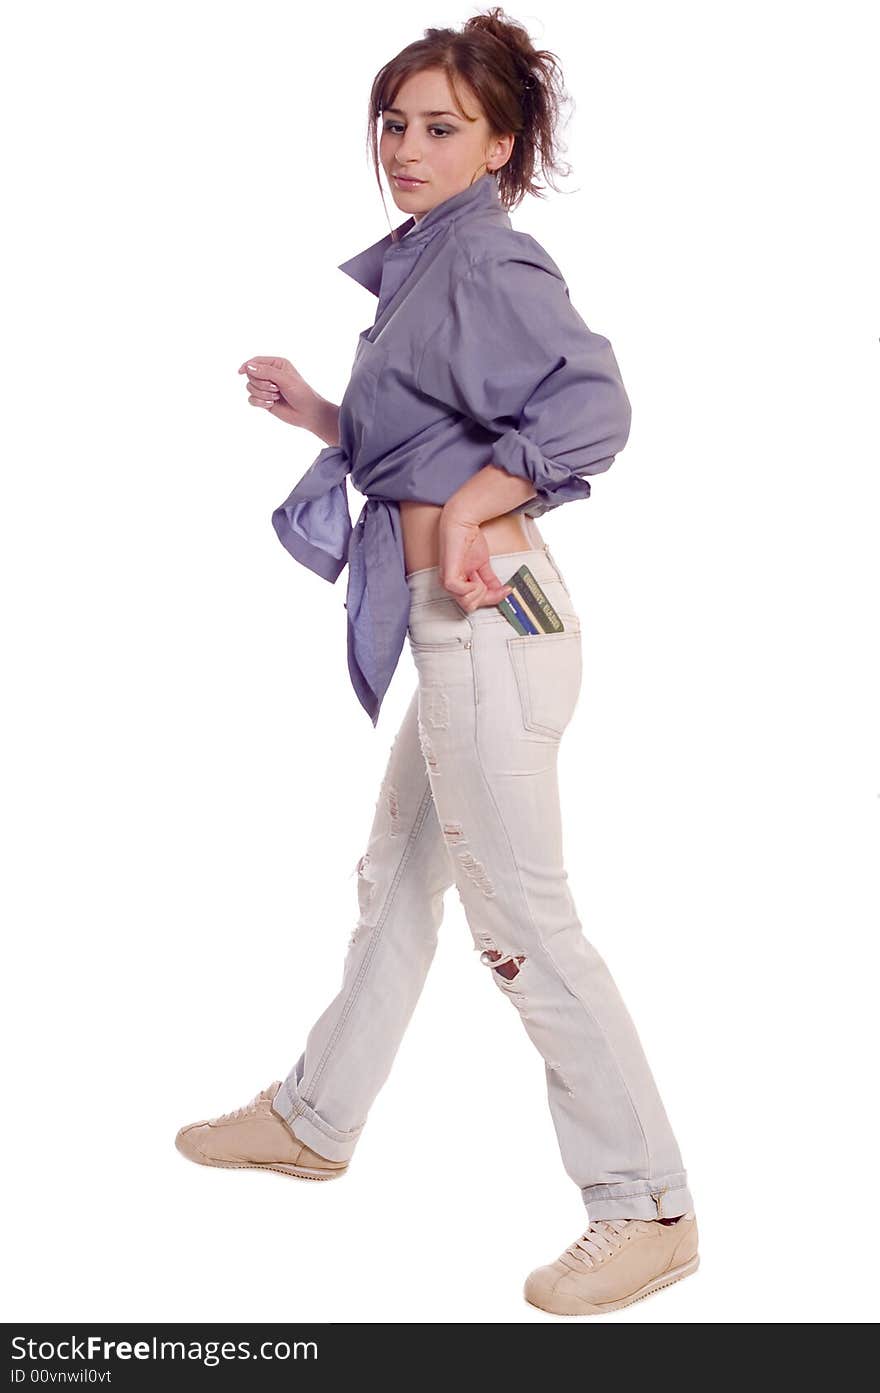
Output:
[463, 640, 472, 649]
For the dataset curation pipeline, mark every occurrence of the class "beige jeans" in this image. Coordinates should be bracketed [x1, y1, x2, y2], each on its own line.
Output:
[273, 543, 695, 1221]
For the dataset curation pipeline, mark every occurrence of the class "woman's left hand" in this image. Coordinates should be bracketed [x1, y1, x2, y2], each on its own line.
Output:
[438, 511, 514, 613]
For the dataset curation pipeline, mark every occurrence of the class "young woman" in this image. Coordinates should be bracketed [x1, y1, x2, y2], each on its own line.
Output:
[176, 8, 699, 1317]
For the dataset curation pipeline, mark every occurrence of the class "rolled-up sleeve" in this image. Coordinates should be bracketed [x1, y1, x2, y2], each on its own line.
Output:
[415, 252, 632, 516]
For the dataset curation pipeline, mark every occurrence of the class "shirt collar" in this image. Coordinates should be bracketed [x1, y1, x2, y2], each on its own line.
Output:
[337, 171, 503, 297]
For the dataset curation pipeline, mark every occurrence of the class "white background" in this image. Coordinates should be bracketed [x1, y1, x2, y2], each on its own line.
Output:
[3, 0, 878, 1325]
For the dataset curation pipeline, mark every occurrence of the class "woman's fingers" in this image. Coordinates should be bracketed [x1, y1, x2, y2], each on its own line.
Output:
[238, 357, 282, 408]
[237, 356, 288, 374]
[442, 570, 483, 607]
[246, 370, 281, 394]
[447, 575, 513, 612]
[440, 572, 470, 599]
[238, 360, 283, 392]
[474, 561, 513, 605]
[451, 562, 512, 612]
[247, 376, 280, 406]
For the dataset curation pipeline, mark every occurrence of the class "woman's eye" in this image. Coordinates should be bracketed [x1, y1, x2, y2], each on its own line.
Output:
[383, 123, 451, 137]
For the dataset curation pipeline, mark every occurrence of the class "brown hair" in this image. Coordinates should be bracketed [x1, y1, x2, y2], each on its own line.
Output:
[366, 7, 573, 233]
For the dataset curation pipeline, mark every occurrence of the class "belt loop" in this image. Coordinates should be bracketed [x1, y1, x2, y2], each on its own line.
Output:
[543, 541, 563, 585]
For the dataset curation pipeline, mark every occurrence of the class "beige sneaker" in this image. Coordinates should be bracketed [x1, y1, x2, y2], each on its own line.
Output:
[524, 1213, 699, 1316]
[174, 1081, 349, 1181]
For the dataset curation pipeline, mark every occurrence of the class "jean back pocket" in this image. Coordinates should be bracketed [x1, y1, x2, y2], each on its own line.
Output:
[507, 630, 582, 740]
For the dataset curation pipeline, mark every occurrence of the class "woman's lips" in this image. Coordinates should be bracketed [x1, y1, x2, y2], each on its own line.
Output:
[393, 174, 425, 188]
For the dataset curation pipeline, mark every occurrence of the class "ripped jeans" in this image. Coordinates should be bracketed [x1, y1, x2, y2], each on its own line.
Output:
[273, 544, 695, 1221]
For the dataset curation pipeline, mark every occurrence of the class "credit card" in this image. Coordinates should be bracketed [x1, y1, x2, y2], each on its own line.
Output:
[496, 564, 565, 635]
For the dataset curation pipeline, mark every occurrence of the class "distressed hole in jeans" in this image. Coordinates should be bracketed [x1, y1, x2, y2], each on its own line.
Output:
[356, 851, 376, 907]
[386, 783, 401, 836]
[441, 824, 496, 898]
[417, 719, 438, 773]
[425, 685, 450, 730]
[547, 1060, 576, 1098]
[347, 920, 368, 951]
[457, 849, 495, 896]
[480, 946, 526, 980]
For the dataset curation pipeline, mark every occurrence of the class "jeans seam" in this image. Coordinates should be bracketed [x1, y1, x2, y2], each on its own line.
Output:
[582, 1174, 688, 1200]
[301, 777, 436, 1103]
[276, 1085, 364, 1145]
[467, 639, 653, 1180]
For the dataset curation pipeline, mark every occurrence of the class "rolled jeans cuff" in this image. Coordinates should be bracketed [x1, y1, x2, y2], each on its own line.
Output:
[271, 1078, 365, 1164]
[582, 1172, 694, 1221]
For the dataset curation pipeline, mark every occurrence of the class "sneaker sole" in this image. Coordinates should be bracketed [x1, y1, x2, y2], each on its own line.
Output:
[175, 1136, 347, 1181]
[524, 1252, 699, 1316]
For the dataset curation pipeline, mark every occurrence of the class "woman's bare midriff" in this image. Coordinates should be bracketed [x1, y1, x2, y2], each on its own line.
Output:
[401, 501, 544, 577]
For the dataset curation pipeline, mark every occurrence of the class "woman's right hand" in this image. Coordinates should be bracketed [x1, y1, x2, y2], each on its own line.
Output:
[237, 356, 322, 432]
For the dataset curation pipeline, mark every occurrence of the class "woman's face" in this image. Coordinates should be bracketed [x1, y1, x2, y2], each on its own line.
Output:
[379, 67, 514, 223]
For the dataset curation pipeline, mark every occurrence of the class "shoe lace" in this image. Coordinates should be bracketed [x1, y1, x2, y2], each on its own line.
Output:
[565, 1219, 635, 1267]
[215, 1082, 278, 1123]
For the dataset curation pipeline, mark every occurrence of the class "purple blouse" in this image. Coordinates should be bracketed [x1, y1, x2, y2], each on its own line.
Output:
[271, 171, 631, 725]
